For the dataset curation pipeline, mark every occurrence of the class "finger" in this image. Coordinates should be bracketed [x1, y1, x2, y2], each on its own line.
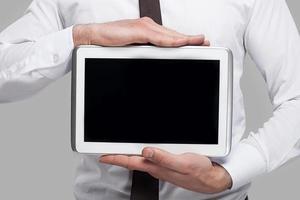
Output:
[100, 155, 138, 170]
[141, 17, 205, 43]
[99, 154, 204, 191]
[156, 25, 206, 45]
[100, 154, 176, 177]
[99, 154, 185, 182]
[203, 39, 210, 46]
[100, 155, 158, 172]
[187, 36, 207, 46]
[145, 30, 204, 47]
[152, 31, 205, 47]
[142, 147, 193, 174]
[138, 19, 203, 46]
[137, 17, 206, 47]
[143, 148, 212, 174]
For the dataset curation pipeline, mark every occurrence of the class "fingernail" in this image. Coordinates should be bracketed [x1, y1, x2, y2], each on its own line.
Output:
[99, 156, 109, 163]
[204, 39, 210, 46]
[99, 156, 104, 162]
[143, 148, 154, 158]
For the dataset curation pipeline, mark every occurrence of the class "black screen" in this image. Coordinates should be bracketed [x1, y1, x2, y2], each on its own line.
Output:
[84, 58, 220, 144]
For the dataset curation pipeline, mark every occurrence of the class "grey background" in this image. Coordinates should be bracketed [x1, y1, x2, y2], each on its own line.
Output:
[0, 0, 299, 199]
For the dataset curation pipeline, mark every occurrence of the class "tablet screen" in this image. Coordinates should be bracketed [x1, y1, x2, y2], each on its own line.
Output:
[84, 58, 220, 144]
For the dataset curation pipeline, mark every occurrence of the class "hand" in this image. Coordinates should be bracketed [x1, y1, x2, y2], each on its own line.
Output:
[73, 17, 210, 47]
[99, 147, 232, 194]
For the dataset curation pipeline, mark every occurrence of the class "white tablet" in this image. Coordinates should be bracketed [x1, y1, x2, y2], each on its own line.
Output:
[71, 45, 232, 157]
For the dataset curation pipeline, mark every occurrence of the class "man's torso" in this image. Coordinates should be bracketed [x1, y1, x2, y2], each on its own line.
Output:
[58, 0, 254, 199]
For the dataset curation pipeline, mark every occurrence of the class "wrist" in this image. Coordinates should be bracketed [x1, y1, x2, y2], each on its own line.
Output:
[208, 163, 233, 193]
[72, 24, 93, 47]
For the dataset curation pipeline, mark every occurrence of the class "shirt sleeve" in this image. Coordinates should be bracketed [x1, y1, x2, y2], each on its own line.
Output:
[0, 0, 74, 102]
[217, 0, 300, 190]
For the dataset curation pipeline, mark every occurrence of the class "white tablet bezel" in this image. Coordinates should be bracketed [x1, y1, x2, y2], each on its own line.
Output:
[72, 45, 232, 157]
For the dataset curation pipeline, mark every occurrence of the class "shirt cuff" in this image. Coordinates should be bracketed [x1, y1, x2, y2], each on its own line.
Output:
[36, 26, 75, 79]
[214, 142, 267, 190]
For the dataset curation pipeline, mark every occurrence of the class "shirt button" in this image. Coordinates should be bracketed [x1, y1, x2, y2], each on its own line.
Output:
[53, 54, 60, 63]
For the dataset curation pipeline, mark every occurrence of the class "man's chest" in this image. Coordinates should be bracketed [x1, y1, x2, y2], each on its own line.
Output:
[59, 0, 253, 47]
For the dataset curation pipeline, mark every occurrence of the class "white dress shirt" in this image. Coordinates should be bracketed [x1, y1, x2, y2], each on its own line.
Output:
[1, 0, 300, 199]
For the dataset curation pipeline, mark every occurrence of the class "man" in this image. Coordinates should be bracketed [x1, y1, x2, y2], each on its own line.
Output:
[0, 0, 300, 199]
